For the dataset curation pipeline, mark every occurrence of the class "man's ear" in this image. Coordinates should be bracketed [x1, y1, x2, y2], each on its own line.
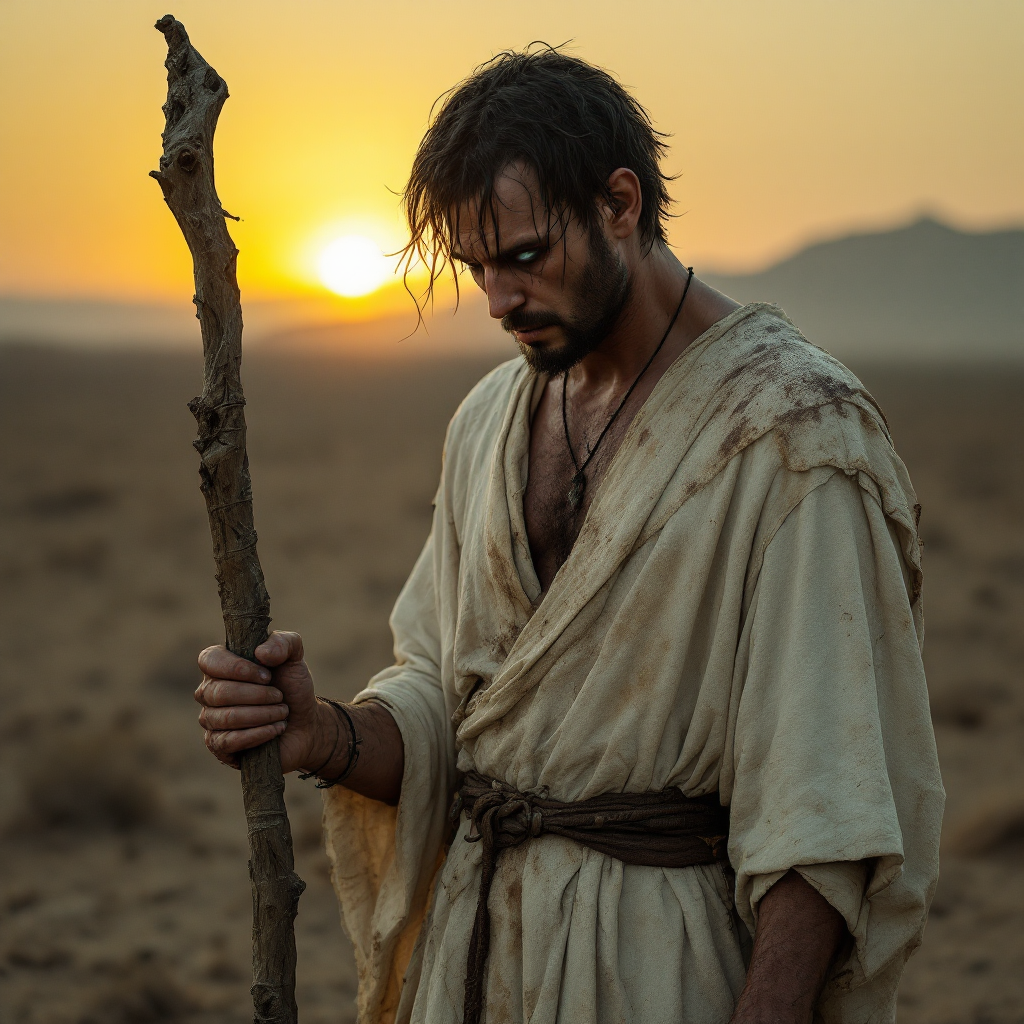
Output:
[604, 167, 643, 240]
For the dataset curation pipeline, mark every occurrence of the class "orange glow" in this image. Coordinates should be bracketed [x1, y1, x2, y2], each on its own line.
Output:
[1, 0, 1021, 319]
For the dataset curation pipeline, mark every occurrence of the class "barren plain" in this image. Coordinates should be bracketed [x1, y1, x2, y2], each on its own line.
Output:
[0, 345, 1021, 1023]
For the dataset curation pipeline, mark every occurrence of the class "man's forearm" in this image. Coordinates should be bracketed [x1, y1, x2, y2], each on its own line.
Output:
[303, 700, 405, 805]
[731, 869, 847, 1024]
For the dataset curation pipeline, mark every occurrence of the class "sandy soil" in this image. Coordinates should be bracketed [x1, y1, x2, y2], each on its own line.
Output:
[0, 345, 1021, 1023]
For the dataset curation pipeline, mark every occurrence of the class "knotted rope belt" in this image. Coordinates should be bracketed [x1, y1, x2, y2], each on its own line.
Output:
[454, 771, 731, 1024]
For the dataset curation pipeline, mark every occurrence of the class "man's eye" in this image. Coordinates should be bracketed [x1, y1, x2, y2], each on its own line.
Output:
[513, 250, 541, 265]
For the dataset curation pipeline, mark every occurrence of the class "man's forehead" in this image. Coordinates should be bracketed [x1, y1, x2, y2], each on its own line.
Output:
[453, 165, 556, 258]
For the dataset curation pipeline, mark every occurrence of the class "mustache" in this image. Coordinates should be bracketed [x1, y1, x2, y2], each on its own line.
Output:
[501, 309, 564, 334]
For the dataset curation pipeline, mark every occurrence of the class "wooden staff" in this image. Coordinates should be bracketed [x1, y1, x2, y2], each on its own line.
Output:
[150, 15, 305, 1024]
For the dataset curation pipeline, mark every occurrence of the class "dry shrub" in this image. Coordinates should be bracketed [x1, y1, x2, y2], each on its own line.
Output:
[15, 727, 161, 834]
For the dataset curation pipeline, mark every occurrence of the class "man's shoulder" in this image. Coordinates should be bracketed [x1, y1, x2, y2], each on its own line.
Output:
[669, 303, 909, 509]
[713, 305, 923, 598]
[718, 304, 869, 408]
[701, 303, 888, 446]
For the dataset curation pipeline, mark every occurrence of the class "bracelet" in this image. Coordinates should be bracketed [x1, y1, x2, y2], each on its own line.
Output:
[297, 698, 340, 782]
[298, 697, 362, 789]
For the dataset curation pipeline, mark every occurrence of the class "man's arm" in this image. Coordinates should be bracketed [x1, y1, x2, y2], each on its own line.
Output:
[195, 630, 405, 805]
[731, 870, 847, 1024]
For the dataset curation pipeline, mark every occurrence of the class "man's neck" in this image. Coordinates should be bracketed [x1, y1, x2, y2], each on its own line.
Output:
[570, 243, 692, 391]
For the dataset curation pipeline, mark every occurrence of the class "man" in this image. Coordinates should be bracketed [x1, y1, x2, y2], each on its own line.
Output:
[195, 47, 943, 1024]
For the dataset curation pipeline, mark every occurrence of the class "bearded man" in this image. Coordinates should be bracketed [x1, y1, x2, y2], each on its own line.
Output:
[195, 47, 943, 1024]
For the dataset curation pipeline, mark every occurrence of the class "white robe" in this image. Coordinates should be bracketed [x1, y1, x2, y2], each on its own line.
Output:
[322, 303, 944, 1024]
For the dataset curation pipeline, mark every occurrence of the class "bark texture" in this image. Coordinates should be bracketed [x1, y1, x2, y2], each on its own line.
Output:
[150, 15, 305, 1023]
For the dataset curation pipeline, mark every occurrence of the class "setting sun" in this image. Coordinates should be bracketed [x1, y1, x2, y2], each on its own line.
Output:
[318, 235, 394, 298]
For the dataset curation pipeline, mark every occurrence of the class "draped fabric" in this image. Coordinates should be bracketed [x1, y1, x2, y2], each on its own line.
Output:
[456, 772, 731, 1024]
[322, 304, 944, 1024]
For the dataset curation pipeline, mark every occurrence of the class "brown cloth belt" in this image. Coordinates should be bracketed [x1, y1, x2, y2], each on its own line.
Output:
[453, 771, 731, 1024]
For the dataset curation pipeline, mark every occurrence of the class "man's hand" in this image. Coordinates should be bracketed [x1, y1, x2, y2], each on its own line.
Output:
[730, 870, 848, 1024]
[195, 631, 331, 775]
[194, 630, 406, 804]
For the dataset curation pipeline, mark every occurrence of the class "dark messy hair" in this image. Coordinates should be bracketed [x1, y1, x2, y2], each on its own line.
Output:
[400, 43, 674, 313]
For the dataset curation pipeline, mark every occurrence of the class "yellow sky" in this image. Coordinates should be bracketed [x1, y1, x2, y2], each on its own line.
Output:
[1, 0, 1021, 317]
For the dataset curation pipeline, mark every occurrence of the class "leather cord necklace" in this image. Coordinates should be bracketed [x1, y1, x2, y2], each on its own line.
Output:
[562, 266, 694, 513]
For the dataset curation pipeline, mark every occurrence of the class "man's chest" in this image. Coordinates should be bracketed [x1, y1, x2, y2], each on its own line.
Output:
[522, 414, 580, 590]
[523, 378, 644, 593]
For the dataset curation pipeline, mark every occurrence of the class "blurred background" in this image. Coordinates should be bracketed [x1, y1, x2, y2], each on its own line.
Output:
[1, 2, 1021, 1022]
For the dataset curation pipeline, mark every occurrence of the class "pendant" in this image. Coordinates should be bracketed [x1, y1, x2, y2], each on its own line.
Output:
[567, 471, 585, 512]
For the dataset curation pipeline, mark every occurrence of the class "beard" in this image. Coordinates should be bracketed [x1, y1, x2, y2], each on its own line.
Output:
[501, 231, 631, 375]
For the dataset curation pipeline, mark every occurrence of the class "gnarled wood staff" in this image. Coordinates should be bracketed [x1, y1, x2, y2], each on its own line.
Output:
[150, 15, 305, 1024]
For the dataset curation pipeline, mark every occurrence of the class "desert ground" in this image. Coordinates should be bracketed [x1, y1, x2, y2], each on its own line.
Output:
[0, 343, 1021, 1023]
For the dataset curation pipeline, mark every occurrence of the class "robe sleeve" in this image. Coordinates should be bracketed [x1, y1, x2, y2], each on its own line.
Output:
[321, 520, 457, 1024]
[727, 469, 944, 1017]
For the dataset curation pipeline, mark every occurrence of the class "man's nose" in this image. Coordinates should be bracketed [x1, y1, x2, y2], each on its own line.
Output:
[484, 267, 525, 321]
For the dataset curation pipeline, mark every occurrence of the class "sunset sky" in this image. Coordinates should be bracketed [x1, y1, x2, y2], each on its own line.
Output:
[2, 0, 1021, 322]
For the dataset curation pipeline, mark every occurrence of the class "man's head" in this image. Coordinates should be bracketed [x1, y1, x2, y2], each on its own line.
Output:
[402, 46, 673, 372]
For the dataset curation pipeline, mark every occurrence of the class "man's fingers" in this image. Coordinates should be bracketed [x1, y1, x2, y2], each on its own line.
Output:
[195, 677, 284, 708]
[198, 703, 289, 731]
[197, 645, 271, 684]
[205, 721, 287, 761]
[254, 630, 304, 668]
[196, 633, 308, 773]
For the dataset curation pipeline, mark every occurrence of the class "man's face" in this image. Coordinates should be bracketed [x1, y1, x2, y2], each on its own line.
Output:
[452, 164, 630, 374]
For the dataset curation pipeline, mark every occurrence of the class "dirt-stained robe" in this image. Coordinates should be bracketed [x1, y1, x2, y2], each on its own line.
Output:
[322, 303, 944, 1024]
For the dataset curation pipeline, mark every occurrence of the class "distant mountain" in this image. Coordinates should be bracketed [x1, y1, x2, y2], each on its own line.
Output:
[703, 217, 1023, 361]
[3, 218, 1021, 361]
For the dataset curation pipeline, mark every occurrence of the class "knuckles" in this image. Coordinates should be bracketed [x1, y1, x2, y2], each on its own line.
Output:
[195, 677, 239, 707]
[194, 678, 285, 708]
[197, 703, 288, 731]
[196, 645, 225, 673]
[196, 631, 304, 769]
[197, 645, 265, 683]
[205, 730, 238, 764]
[194, 677, 218, 706]
[204, 723, 275, 764]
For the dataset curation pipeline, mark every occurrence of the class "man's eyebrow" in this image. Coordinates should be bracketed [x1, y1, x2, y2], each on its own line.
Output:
[451, 238, 546, 264]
